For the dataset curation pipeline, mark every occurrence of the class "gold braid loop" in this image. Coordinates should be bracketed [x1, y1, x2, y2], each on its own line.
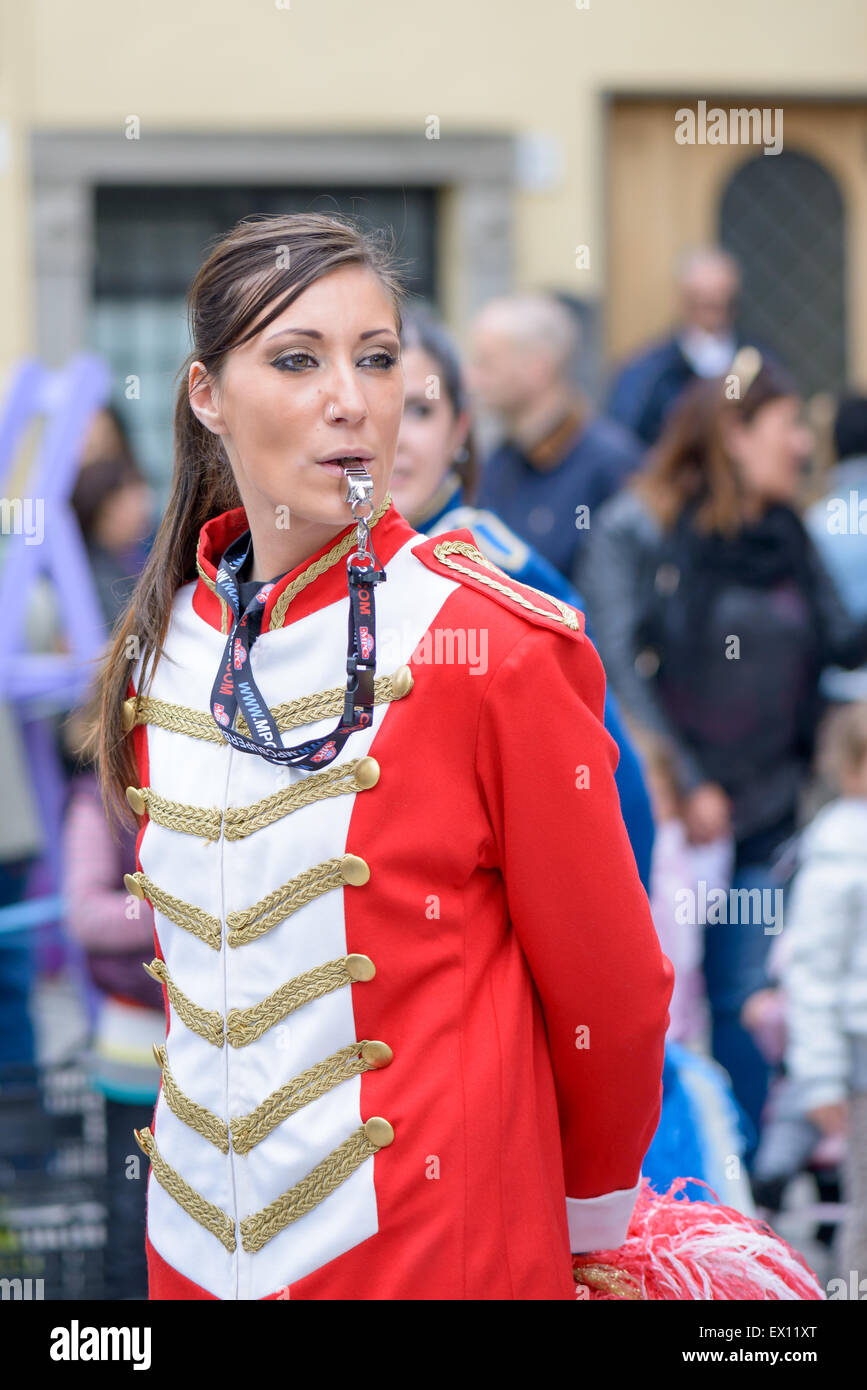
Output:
[222, 758, 370, 839]
[267, 492, 393, 631]
[154, 1043, 230, 1153]
[133, 1125, 236, 1253]
[225, 958, 357, 1048]
[125, 669, 407, 745]
[226, 856, 365, 948]
[143, 957, 224, 1049]
[432, 540, 581, 632]
[131, 871, 221, 951]
[137, 788, 223, 841]
[230, 1041, 376, 1155]
[239, 1126, 382, 1253]
[130, 757, 371, 844]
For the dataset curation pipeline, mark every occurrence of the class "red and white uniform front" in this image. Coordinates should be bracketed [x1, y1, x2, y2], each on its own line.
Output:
[125, 498, 673, 1300]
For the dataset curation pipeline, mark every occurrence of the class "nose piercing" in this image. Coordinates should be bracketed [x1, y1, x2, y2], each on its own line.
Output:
[329, 403, 337, 422]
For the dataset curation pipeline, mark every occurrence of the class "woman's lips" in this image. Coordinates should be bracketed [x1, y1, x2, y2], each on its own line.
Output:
[316, 461, 351, 476]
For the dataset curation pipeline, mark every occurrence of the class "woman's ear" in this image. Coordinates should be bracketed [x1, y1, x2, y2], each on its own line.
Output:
[188, 361, 227, 436]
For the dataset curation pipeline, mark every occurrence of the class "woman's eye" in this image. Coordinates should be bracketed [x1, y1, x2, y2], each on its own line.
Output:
[361, 351, 397, 370]
[273, 351, 317, 371]
[271, 349, 397, 372]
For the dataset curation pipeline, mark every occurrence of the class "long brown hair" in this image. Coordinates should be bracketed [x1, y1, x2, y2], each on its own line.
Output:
[83, 211, 406, 833]
[632, 353, 800, 537]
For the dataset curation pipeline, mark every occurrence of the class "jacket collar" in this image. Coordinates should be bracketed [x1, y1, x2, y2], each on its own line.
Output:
[192, 493, 418, 633]
[520, 401, 586, 472]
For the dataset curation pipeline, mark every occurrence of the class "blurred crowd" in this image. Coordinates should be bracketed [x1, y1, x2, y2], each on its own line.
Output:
[2, 243, 867, 1298]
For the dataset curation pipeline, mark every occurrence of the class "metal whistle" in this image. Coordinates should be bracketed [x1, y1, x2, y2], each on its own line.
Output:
[343, 462, 383, 576]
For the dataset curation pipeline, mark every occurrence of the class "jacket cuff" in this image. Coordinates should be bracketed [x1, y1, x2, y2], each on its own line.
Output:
[566, 1177, 642, 1254]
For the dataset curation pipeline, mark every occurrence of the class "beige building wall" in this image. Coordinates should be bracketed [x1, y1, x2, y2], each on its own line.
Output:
[0, 0, 865, 382]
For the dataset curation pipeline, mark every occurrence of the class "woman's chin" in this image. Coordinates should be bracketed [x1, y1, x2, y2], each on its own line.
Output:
[274, 468, 392, 530]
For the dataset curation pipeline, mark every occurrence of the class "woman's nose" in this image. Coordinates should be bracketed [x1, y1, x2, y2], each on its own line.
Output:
[325, 366, 368, 424]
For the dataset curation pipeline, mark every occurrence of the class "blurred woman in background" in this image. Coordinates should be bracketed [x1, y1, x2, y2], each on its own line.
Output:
[579, 351, 867, 1163]
[389, 308, 655, 891]
[70, 430, 155, 630]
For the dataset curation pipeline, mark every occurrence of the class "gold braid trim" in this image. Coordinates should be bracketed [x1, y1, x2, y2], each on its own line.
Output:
[225, 958, 355, 1048]
[144, 957, 224, 1049]
[226, 856, 358, 948]
[131, 871, 221, 951]
[133, 1125, 236, 1253]
[230, 1041, 375, 1155]
[128, 670, 406, 745]
[129, 697, 225, 744]
[138, 788, 223, 841]
[196, 563, 230, 636]
[222, 759, 368, 839]
[133, 757, 368, 844]
[267, 492, 393, 631]
[239, 1126, 380, 1253]
[154, 1043, 230, 1153]
[432, 540, 581, 632]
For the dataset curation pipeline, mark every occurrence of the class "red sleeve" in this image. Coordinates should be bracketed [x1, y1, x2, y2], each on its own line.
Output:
[475, 625, 673, 1251]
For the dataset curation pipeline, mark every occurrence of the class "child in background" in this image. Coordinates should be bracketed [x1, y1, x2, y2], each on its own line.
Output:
[633, 730, 755, 1214]
[640, 732, 732, 1049]
[781, 700, 867, 1281]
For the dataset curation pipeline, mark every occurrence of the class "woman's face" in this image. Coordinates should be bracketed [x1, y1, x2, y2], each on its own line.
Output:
[92, 481, 154, 552]
[81, 409, 128, 466]
[390, 345, 469, 520]
[726, 395, 813, 506]
[190, 264, 404, 531]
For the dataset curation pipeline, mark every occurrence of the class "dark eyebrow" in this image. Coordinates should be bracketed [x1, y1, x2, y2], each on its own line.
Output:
[265, 326, 399, 344]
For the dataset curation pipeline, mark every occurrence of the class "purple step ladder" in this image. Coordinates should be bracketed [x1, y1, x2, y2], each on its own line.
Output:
[0, 354, 112, 1029]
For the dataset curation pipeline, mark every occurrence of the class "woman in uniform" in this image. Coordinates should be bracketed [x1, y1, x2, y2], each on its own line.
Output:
[89, 211, 672, 1301]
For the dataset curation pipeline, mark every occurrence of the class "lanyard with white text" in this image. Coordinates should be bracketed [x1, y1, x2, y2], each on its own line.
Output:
[208, 467, 386, 769]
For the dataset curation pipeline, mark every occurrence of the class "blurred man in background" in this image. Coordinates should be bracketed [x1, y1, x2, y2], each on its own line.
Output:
[468, 292, 643, 584]
[606, 246, 742, 447]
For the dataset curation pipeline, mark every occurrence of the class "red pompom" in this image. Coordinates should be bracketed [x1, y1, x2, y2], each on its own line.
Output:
[572, 1177, 824, 1301]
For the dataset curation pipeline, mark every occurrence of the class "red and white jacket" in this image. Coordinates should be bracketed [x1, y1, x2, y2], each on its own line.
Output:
[124, 497, 673, 1300]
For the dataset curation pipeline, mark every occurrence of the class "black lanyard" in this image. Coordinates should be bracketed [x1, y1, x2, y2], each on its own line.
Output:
[209, 527, 386, 769]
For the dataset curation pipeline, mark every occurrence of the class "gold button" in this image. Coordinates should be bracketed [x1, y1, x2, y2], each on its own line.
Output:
[354, 756, 380, 790]
[142, 960, 160, 981]
[152, 1043, 163, 1067]
[364, 1117, 394, 1147]
[341, 853, 370, 886]
[361, 1040, 393, 1068]
[125, 786, 146, 815]
[124, 872, 145, 899]
[391, 665, 414, 699]
[121, 698, 137, 732]
[346, 953, 376, 982]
